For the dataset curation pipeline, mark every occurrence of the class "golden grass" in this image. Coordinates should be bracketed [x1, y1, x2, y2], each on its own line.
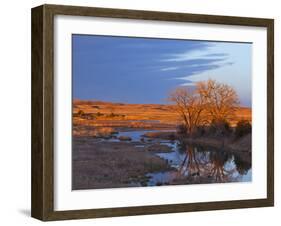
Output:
[73, 101, 252, 130]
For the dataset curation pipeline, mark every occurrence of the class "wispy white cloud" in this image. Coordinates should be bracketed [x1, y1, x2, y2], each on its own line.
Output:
[158, 43, 240, 85]
[160, 66, 180, 71]
[161, 45, 228, 63]
[156, 43, 233, 79]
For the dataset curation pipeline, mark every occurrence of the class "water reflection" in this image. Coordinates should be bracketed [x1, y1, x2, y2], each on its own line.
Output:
[103, 129, 251, 186]
[208, 150, 235, 182]
[149, 141, 252, 185]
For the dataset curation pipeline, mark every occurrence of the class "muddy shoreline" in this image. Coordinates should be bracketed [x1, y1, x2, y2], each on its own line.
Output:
[72, 128, 251, 189]
[72, 136, 174, 189]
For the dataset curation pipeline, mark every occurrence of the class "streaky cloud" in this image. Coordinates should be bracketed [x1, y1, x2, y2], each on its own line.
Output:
[203, 53, 228, 57]
[160, 66, 180, 71]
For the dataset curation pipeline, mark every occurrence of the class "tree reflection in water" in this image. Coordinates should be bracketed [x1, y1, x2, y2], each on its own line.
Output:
[175, 141, 251, 183]
[208, 150, 235, 182]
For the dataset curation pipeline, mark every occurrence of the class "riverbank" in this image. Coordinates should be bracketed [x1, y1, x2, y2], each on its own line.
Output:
[181, 133, 251, 153]
[72, 100, 252, 189]
[72, 136, 173, 189]
[142, 130, 251, 153]
[72, 128, 252, 189]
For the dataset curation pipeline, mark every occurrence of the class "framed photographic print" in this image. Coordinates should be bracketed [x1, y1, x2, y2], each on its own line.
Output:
[31, 4, 274, 221]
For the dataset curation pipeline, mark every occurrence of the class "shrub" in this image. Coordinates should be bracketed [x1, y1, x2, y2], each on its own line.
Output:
[96, 112, 103, 117]
[93, 127, 117, 138]
[176, 124, 187, 134]
[235, 120, 251, 138]
[168, 133, 176, 140]
[77, 110, 84, 116]
[194, 126, 206, 137]
[209, 119, 231, 136]
[108, 112, 117, 117]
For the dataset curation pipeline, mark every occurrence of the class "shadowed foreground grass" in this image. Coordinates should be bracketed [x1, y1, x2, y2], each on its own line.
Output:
[72, 137, 173, 189]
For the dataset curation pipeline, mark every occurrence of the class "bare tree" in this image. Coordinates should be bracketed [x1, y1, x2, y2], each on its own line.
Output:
[196, 79, 239, 122]
[169, 87, 206, 134]
[169, 79, 239, 135]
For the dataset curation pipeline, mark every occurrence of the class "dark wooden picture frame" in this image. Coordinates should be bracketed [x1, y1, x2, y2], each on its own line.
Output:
[31, 4, 274, 221]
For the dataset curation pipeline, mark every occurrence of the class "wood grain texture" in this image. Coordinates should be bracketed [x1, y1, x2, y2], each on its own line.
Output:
[31, 4, 274, 221]
[31, 5, 55, 220]
[31, 5, 44, 220]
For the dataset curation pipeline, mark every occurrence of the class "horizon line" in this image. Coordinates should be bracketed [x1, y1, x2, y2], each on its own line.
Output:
[73, 98, 252, 108]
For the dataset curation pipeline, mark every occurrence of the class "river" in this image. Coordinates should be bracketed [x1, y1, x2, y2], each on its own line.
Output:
[107, 129, 252, 186]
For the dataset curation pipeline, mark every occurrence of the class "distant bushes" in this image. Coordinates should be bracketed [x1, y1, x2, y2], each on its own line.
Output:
[96, 112, 104, 117]
[73, 126, 117, 137]
[74, 110, 126, 119]
[107, 113, 125, 118]
[176, 124, 188, 134]
[177, 119, 251, 139]
[235, 120, 251, 138]
[77, 110, 84, 116]
[209, 119, 232, 136]
[193, 126, 207, 137]
[177, 119, 232, 137]
[75, 110, 96, 120]
[189, 120, 232, 137]
[93, 127, 117, 138]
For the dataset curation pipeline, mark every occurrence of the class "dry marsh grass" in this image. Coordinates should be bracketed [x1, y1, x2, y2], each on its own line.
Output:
[73, 100, 251, 134]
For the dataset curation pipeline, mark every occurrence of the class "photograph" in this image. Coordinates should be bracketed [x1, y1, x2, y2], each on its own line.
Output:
[71, 34, 252, 190]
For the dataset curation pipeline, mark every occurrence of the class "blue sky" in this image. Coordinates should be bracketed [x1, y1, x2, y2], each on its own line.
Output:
[72, 35, 252, 107]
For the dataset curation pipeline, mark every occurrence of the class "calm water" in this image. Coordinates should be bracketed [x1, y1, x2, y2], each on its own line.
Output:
[109, 130, 252, 186]
[147, 142, 252, 186]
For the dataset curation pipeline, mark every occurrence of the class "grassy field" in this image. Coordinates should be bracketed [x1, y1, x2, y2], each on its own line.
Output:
[73, 99, 251, 134]
[72, 100, 252, 189]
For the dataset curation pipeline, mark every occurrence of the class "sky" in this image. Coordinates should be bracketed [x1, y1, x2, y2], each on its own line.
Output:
[72, 34, 252, 107]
